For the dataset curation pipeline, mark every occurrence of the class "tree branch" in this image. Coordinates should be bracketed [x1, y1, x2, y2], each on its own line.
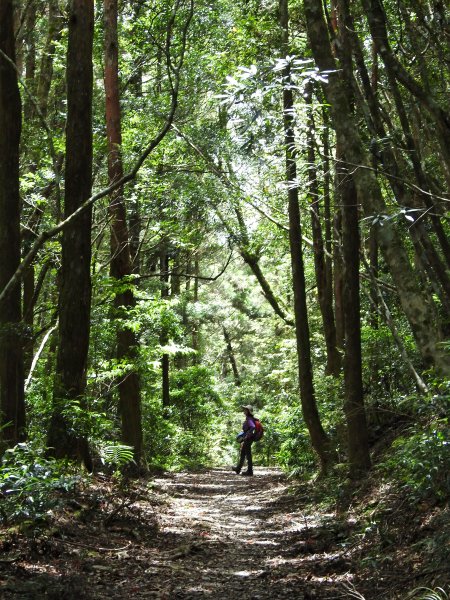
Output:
[0, 0, 194, 307]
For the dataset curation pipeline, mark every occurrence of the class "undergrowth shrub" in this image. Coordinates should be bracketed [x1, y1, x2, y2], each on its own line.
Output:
[379, 419, 450, 501]
[0, 443, 80, 524]
[143, 366, 223, 470]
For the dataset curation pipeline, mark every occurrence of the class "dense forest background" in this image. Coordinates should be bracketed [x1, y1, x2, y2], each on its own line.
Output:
[0, 0, 449, 539]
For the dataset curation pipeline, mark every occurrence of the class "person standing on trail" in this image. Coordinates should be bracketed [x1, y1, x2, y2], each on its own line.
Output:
[232, 405, 255, 476]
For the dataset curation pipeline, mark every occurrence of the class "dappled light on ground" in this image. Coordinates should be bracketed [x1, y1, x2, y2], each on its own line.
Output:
[0, 468, 447, 598]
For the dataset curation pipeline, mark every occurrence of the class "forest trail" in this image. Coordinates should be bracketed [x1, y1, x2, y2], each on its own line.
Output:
[1, 467, 430, 599]
[144, 467, 356, 599]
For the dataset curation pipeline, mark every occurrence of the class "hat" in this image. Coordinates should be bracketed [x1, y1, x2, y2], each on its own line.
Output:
[241, 404, 254, 414]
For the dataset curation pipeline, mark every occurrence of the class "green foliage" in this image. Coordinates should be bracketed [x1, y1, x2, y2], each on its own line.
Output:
[407, 588, 449, 600]
[99, 443, 136, 469]
[379, 420, 450, 501]
[270, 404, 317, 473]
[142, 366, 223, 470]
[0, 444, 79, 524]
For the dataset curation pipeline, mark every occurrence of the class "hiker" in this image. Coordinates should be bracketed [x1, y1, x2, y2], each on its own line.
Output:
[232, 404, 256, 476]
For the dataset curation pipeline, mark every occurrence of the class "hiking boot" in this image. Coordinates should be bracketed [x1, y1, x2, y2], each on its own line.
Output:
[232, 466, 241, 474]
[241, 471, 253, 476]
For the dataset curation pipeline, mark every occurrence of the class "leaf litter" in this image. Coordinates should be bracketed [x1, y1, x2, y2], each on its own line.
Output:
[0, 467, 448, 599]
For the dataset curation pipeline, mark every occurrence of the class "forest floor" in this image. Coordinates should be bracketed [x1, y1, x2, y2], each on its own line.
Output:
[0, 466, 448, 599]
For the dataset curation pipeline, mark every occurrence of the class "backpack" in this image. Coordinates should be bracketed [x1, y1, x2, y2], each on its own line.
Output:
[253, 418, 264, 441]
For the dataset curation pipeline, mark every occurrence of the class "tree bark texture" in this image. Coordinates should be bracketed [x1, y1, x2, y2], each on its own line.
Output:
[321, 108, 335, 347]
[305, 86, 341, 377]
[339, 163, 371, 476]
[104, 0, 143, 465]
[160, 246, 170, 408]
[280, 0, 335, 473]
[0, 0, 25, 447]
[360, 0, 450, 184]
[191, 258, 200, 364]
[48, 0, 94, 467]
[303, 0, 449, 374]
[343, 0, 450, 270]
[37, 0, 63, 119]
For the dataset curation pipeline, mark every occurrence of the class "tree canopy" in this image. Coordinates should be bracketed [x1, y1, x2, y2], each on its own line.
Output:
[0, 0, 448, 535]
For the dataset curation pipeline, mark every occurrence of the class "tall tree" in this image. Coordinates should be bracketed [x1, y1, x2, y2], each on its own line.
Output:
[361, 0, 450, 185]
[160, 243, 171, 409]
[37, 0, 63, 120]
[303, 0, 449, 375]
[335, 0, 371, 475]
[280, 0, 335, 473]
[223, 326, 241, 387]
[47, 0, 94, 468]
[0, 0, 26, 447]
[305, 85, 341, 377]
[104, 0, 143, 466]
[337, 155, 371, 476]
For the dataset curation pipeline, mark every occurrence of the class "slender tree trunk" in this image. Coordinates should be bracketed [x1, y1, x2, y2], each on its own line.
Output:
[305, 85, 341, 376]
[321, 108, 335, 345]
[160, 245, 170, 408]
[23, 2, 36, 119]
[47, 0, 94, 468]
[129, 200, 141, 274]
[20, 4, 38, 374]
[336, 0, 382, 474]
[303, 0, 449, 374]
[339, 162, 371, 476]
[333, 184, 345, 350]
[0, 0, 25, 447]
[37, 0, 63, 120]
[361, 0, 450, 185]
[191, 257, 200, 364]
[230, 201, 293, 326]
[13, 5, 23, 74]
[223, 326, 241, 387]
[104, 0, 143, 465]
[280, 0, 335, 473]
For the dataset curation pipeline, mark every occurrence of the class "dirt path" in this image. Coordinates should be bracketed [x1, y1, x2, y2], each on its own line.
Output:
[146, 467, 355, 599]
[0, 467, 400, 599]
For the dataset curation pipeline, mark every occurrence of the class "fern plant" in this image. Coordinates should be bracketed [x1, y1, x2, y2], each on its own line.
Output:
[99, 443, 135, 469]
[408, 587, 449, 600]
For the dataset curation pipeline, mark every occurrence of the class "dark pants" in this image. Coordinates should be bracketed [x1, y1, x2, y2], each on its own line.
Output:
[236, 439, 253, 474]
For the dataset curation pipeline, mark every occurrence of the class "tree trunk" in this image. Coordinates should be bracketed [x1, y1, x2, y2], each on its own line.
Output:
[336, 0, 383, 474]
[223, 326, 241, 387]
[0, 0, 26, 447]
[339, 162, 371, 476]
[37, 0, 63, 120]
[160, 245, 170, 409]
[321, 108, 336, 350]
[47, 0, 94, 468]
[191, 257, 200, 364]
[361, 0, 450, 185]
[333, 184, 345, 350]
[303, 0, 449, 374]
[104, 0, 143, 466]
[23, 2, 36, 119]
[305, 85, 341, 376]
[280, 0, 335, 473]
